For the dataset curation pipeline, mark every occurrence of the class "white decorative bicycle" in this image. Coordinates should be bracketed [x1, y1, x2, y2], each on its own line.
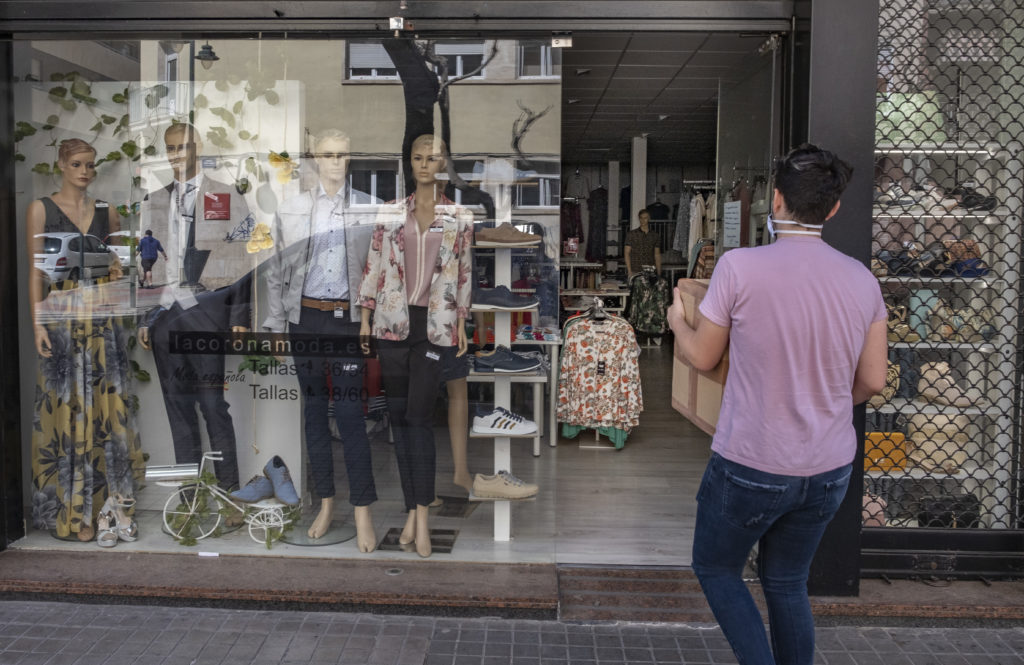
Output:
[158, 452, 294, 546]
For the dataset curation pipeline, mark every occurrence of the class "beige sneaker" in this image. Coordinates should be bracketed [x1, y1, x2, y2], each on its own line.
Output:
[475, 223, 541, 247]
[472, 470, 538, 500]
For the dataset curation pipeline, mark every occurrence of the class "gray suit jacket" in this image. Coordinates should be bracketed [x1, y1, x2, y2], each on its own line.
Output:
[141, 174, 257, 291]
[261, 189, 373, 333]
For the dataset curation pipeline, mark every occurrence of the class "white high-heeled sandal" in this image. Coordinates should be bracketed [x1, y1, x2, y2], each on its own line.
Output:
[110, 493, 138, 542]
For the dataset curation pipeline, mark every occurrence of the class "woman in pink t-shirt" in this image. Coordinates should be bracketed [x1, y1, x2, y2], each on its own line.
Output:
[668, 145, 888, 665]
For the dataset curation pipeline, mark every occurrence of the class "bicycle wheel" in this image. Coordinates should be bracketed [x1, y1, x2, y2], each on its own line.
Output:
[247, 506, 287, 546]
[162, 483, 223, 542]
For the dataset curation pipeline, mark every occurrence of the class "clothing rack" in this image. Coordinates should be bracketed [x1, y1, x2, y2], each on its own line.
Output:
[682, 179, 715, 185]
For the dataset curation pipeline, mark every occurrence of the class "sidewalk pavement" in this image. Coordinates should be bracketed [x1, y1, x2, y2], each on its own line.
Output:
[0, 600, 1022, 665]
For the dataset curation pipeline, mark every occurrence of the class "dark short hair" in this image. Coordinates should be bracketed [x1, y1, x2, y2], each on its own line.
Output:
[638, 208, 650, 217]
[773, 144, 853, 225]
[145, 229, 153, 236]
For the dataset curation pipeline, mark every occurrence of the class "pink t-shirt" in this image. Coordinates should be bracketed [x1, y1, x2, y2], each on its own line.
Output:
[698, 236, 886, 476]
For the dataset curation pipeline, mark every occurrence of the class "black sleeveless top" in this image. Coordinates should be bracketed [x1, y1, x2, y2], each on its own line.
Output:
[41, 197, 110, 237]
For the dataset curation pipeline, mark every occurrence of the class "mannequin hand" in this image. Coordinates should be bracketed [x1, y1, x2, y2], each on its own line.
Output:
[231, 326, 249, 333]
[359, 321, 372, 356]
[456, 323, 468, 357]
[138, 326, 151, 351]
[34, 324, 52, 358]
[666, 287, 687, 331]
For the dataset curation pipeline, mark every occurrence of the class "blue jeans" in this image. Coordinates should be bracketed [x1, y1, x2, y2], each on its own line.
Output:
[692, 453, 852, 665]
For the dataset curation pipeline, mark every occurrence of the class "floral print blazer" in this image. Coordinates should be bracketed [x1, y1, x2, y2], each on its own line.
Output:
[358, 194, 473, 346]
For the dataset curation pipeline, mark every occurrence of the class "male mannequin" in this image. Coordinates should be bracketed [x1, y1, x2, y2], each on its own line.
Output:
[262, 129, 377, 551]
[138, 122, 255, 491]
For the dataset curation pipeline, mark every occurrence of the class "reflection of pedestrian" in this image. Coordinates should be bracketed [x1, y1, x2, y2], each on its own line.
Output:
[669, 145, 887, 665]
[137, 229, 167, 289]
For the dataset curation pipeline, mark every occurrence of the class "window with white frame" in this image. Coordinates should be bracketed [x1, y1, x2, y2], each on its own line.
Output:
[435, 42, 486, 78]
[511, 160, 560, 208]
[349, 159, 399, 204]
[447, 160, 486, 207]
[518, 42, 562, 78]
[347, 42, 398, 79]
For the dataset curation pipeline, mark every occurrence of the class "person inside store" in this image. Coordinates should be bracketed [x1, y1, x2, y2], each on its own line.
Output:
[359, 134, 474, 558]
[26, 137, 145, 542]
[261, 128, 378, 550]
[624, 207, 662, 281]
[137, 229, 167, 289]
[137, 121, 257, 494]
[668, 144, 887, 665]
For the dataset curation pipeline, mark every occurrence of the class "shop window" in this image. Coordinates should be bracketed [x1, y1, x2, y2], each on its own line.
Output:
[435, 42, 486, 78]
[511, 160, 560, 208]
[518, 42, 562, 78]
[448, 159, 485, 207]
[347, 42, 398, 79]
[349, 159, 399, 204]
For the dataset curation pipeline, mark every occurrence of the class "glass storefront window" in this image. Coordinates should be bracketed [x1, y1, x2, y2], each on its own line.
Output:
[14, 36, 562, 557]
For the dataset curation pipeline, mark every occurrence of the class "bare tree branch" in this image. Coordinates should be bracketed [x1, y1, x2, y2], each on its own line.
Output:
[511, 100, 553, 166]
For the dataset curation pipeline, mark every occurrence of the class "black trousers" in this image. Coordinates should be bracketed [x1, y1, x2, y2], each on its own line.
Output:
[376, 306, 446, 510]
[291, 307, 376, 505]
[150, 301, 240, 490]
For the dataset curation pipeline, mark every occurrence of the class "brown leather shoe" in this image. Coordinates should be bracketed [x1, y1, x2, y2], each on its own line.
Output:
[475, 223, 541, 247]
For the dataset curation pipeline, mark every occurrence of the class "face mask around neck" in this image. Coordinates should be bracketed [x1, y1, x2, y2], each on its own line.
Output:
[766, 213, 823, 240]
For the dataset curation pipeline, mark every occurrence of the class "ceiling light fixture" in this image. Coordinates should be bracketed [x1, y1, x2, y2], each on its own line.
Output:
[567, 98, 580, 104]
[658, 114, 670, 121]
[574, 68, 591, 76]
[195, 42, 220, 70]
[400, 0, 409, 9]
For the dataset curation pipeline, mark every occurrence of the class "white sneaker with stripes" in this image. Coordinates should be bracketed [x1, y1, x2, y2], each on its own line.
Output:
[472, 407, 538, 436]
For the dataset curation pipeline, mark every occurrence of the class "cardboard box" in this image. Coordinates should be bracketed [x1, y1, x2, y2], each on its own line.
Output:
[671, 279, 729, 435]
[864, 432, 907, 472]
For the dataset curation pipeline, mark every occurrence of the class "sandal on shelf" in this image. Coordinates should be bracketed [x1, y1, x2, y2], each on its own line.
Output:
[96, 499, 118, 548]
[110, 493, 139, 542]
[887, 304, 921, 343]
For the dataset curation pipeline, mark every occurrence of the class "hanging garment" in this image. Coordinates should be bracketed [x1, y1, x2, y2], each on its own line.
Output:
[560, 200, 583, 246]
[557, 314, 643, 448]
[687, 193, 706, 257]
[704, 192, 718, 239]
[627, 271, 670, 334]
[672, 189, 692, 252]
[586, 186, 609, 262]
[646, 200, 670, 220]
[731, 179, 752, 247]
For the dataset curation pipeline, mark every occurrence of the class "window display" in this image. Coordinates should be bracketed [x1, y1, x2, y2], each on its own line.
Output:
[14, 36, 561, 556]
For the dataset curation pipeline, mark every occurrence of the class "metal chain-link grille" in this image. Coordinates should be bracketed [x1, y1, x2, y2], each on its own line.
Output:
[867, 0, 1024, 530]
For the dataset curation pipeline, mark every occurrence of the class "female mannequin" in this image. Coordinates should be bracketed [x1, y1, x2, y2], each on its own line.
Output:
[359, 135, 473, 557]
[26, 138, 144, 542]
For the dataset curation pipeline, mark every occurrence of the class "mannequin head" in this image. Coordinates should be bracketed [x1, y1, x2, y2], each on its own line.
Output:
[57, 139, 97, 191]
[410, 134, 447, 190]
[313, 129, 351, 188]
[164, 122, 202, 182]
[637, 208, 651, 231]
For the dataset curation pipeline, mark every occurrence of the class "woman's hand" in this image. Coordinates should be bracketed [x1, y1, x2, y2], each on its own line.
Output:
[138, 326, 151, 351]
[34, 324, 51, 357]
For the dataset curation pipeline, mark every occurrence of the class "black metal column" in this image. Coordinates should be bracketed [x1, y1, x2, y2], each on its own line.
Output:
[795, 0, 879, 596]
[0, 37, 25, 550]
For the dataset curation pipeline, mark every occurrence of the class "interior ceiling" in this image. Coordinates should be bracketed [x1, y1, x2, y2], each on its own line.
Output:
[561, 31, 771, 166]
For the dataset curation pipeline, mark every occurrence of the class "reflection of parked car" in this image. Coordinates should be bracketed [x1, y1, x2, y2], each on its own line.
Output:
[104, 231, 134, 267]
[34, 232, 118, 281]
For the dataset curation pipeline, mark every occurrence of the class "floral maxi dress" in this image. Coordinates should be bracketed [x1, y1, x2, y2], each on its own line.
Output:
[31, 198, 146, 538]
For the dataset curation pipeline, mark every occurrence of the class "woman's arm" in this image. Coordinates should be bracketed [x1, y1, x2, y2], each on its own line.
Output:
[852, 319, 888, 405]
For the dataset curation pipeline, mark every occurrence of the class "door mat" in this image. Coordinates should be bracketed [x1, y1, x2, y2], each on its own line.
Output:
[432, 495, 479, 519]
[377, 528, 459, 554]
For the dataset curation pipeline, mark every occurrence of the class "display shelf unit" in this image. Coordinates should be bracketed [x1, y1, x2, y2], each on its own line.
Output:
[471, 243, 545, 541]
[869, 135, 1021, 530]
[467, 370, 545, 456]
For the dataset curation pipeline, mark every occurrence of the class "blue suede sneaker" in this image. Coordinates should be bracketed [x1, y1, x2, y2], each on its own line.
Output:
[474, 346, 542, 373]
[472, 285, 539, 311]
[230, 475, 274, 503]
[264, 455, 300, 506]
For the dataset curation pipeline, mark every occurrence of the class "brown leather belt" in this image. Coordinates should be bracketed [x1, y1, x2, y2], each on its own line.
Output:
[301, 297, 350, 311]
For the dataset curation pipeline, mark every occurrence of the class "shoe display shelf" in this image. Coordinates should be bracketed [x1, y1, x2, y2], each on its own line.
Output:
[469, 242, 545, 542]
[467, 369, 547, 456]
[870, 139, 1021, 530]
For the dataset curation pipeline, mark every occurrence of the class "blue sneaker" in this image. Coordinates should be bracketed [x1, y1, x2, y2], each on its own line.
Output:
[472, 285, 539, 311]
[230, 475, 274, 503]
[263, 455, 300, 506]
[474, 346, 542, 373]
